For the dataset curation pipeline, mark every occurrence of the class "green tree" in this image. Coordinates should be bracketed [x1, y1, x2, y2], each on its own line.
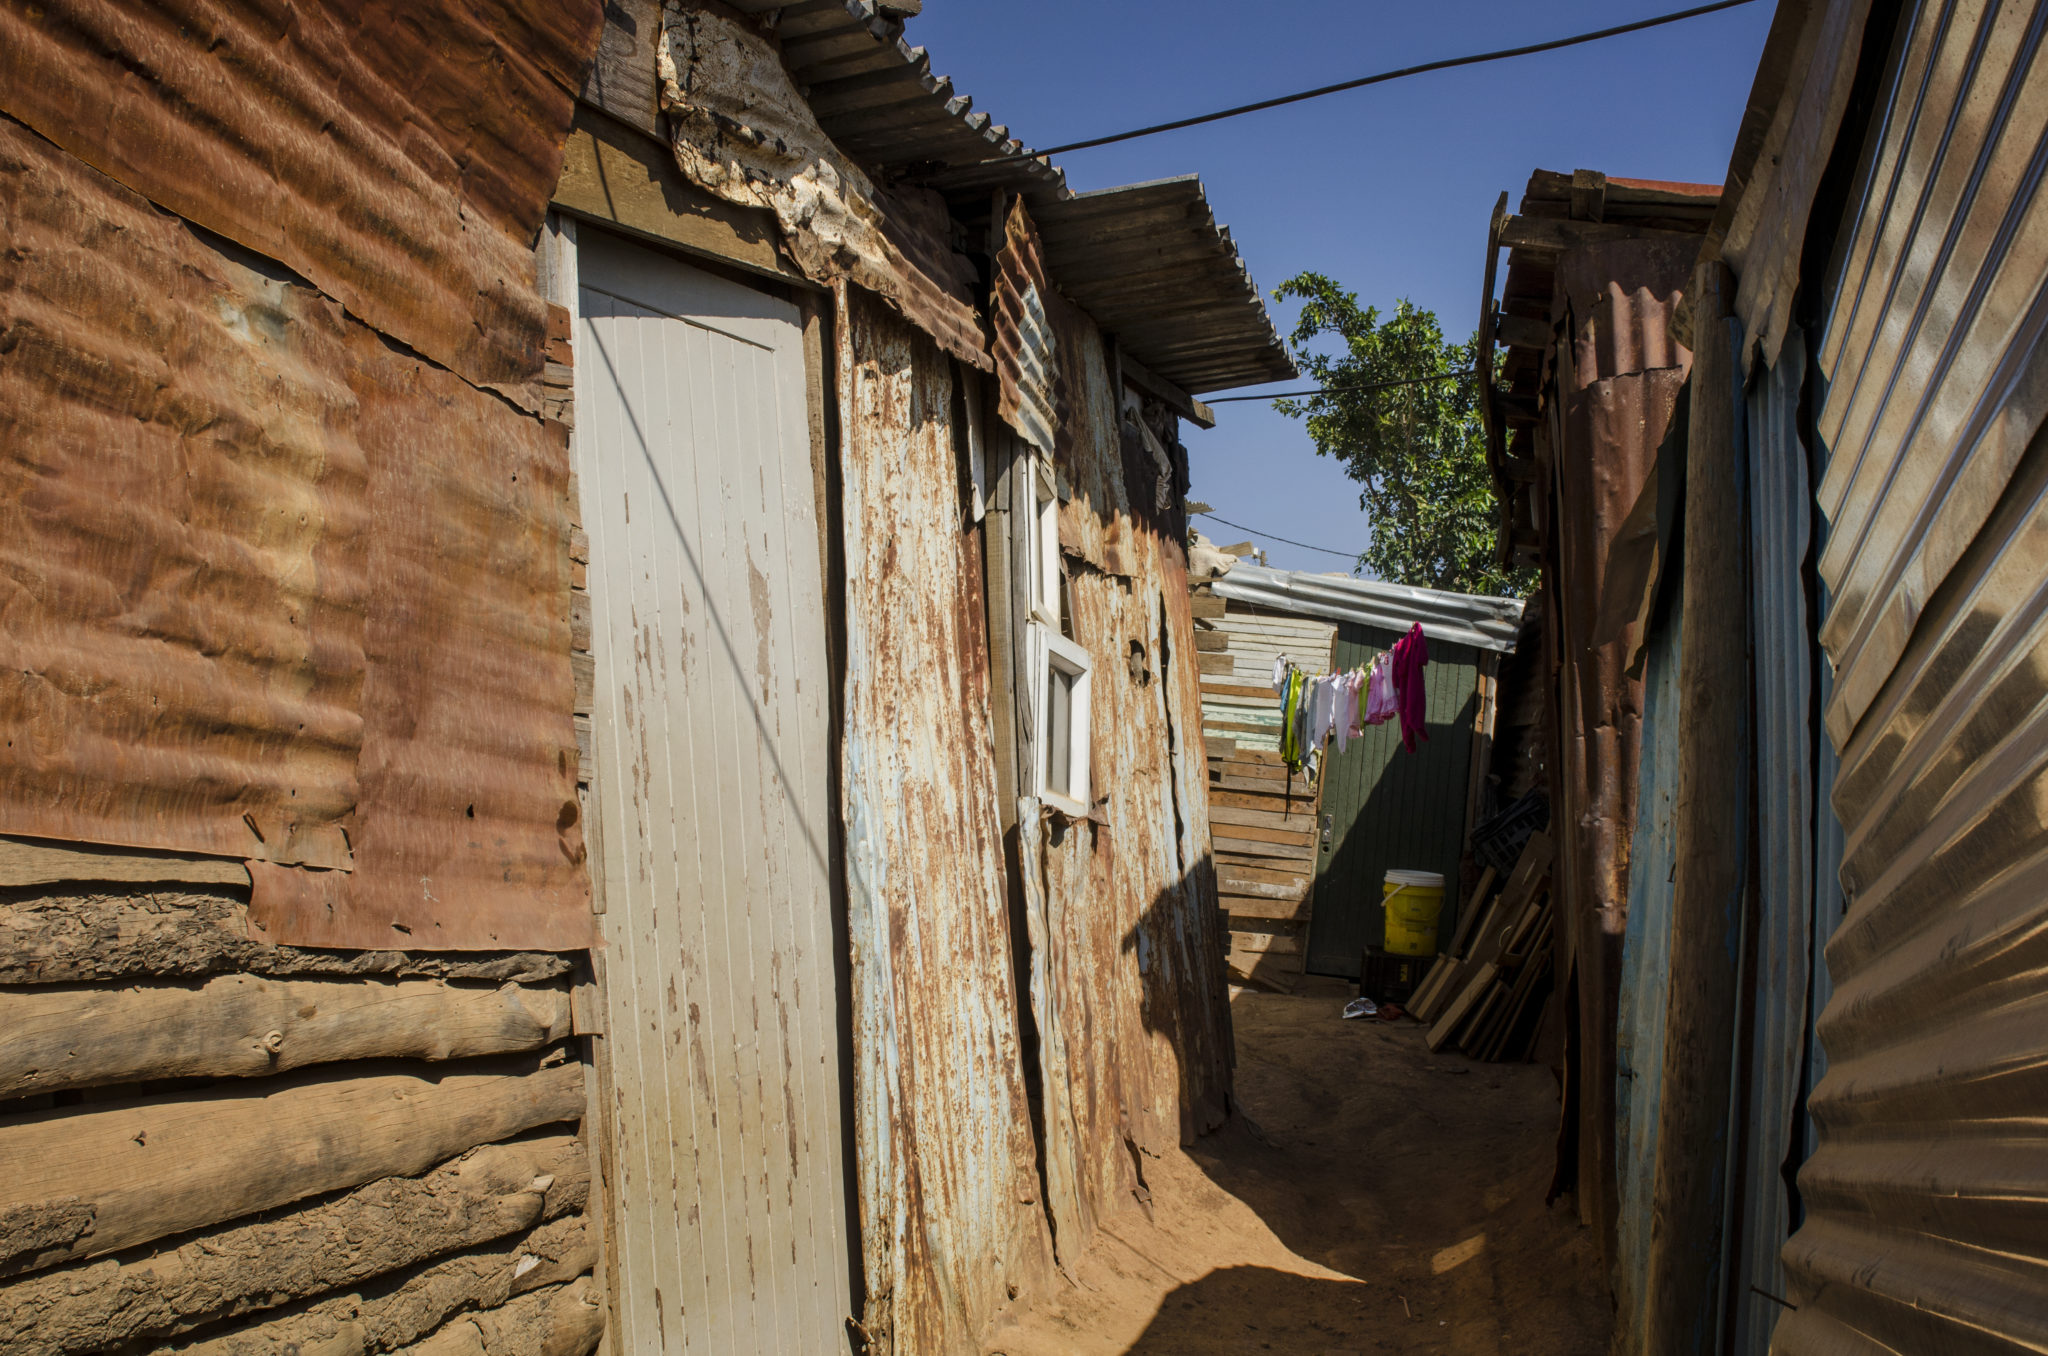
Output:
[1273, 273, 1528, 597]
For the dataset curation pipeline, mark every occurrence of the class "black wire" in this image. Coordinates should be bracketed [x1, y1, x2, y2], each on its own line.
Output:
[1194, 511, 1362, 561]
[1207, 368, 1478, 403]
[1008, 0, 1761, 160]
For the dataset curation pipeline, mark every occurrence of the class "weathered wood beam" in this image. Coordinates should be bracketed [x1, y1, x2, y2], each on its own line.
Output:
[0, 1055, 585, 1273]
[0, 890, 571, 987]
[395, 1273, 603, 1356]
[0, 836, 248, 890]
[1, 978, 574, 1098]
[0, 1135, 587, 1356]
[1119, 351, 1216, 429]
[1498, 213, 1700, 255]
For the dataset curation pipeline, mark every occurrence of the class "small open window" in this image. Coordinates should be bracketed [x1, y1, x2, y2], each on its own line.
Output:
[1035, 626, 1092, 816]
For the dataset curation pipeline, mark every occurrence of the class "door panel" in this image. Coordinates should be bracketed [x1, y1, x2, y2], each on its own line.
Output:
[1305, 624, 1479, 977]
[573, 230, 851, 1355]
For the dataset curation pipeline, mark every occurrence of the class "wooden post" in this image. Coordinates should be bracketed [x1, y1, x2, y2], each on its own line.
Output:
[1644, 258, 1751, 1354]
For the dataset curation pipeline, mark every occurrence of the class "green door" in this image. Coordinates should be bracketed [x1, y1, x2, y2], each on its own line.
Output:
[1305, 622, 1479, 978]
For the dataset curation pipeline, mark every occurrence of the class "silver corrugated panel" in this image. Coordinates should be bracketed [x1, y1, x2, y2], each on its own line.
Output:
[1774, 0, 2048, 1346]
[1732, 332, 1813, 1356]
[1613, 581, 1682, 1353]
[1210, 563, 1524, 653]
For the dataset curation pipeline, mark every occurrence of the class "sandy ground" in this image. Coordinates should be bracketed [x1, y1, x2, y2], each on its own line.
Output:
[982, 983, 1612, 1355]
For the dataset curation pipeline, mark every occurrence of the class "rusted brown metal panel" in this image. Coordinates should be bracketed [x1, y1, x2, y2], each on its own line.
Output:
[1047, 290, 1136, 578]
[0, 0, 603, 403]
[1543, 237, 1695, 1265]
[836, 285, 1054, 1355]
[0, 115, 588, 948]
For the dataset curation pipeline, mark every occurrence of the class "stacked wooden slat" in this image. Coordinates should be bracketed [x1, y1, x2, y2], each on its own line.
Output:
[1189, 580, 1335, 992]
[1409, 832, 1557, 1060]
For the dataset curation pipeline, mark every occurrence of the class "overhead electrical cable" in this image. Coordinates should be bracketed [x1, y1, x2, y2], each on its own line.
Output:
[1194, 511, 1363, 561]
[1009, 0, 1762, 159]
[1206, 368, 1478, 403]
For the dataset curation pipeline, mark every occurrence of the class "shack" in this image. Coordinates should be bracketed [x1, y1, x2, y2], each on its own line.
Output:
[1484, 0, 2048, 1350]
[0, 4, 1291, 1355]
[1191, 557, 1521, 989]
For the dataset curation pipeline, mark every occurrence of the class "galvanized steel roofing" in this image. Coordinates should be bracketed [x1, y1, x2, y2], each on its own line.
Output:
[722, 3, 1292, 393]
[1033, 177, 1297, 395]
[1211, 562, 1525, 654]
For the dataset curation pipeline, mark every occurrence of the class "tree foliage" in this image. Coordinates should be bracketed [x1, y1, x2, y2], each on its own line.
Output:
[1273, 273, 1529, 597]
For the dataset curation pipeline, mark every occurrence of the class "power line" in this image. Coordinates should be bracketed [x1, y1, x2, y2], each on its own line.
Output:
[1207, 368, 1478, 403]
[1195, 511, 1362, 561]
[1014, 0, 1761, 159]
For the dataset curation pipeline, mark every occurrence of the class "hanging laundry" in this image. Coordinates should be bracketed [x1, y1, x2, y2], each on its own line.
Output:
[1364, 653, 1397, 726]
[1271, 654, 1289, 696]
[1307, 673, 1340, 749]
[1390, 622, 1430, 753]
[1279, 666, 1307, 770]
[1334, 668, 1363, 752]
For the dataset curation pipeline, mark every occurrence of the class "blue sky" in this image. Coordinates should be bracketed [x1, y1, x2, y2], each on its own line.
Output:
[906, 1, 1776, 574]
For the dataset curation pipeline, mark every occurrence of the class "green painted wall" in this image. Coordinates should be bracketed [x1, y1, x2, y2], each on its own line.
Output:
[1306, 622, 1480, 978]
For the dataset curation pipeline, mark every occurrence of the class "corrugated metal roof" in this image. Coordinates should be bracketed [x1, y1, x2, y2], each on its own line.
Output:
[610, 4, 1291, 396]
[727, 0, 1068, 204]
[1032, 177, 1297, 395]
[1210, 563, 1523, 653]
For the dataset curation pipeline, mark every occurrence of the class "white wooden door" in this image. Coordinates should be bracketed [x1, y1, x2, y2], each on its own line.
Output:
[572, 230, 851, 1356]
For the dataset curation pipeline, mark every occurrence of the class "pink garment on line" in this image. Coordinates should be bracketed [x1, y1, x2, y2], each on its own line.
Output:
[1334, 670, 1363, 752]
[1390, 622, 1430, 752]
[1364, 655, 1397, 726]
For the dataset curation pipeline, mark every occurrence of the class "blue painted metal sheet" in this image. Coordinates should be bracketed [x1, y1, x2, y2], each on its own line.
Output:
[1731, 330, 1815, 1356]
[1613, 573, 1684, 1351]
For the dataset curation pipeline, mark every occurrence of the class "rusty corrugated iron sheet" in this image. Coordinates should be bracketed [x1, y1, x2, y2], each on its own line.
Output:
[993, 197, 1062, 455]
[0, 114, 588, 949]
[1544, 237, 1694, 1261]
[659, 2, 991, 371]
[0, 0, 601, 406]
[836, 284, 1053, 1355]
[1046, 286, 1136, 578]
[1770, 0, 2048, 1345]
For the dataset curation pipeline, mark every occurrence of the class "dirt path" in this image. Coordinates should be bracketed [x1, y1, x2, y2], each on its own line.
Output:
[983, 984, 1612, 1355]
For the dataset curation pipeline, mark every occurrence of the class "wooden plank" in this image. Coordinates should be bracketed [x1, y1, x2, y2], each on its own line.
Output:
[1120, 350, 1216, 428]
[1197, 652, 1235, 675]
[1428, 963, 1499, 1052]
[1498, 213, 1698, 255]
[554, 108, 798, 286]
[1190, 594, 1226, 619]
[1214, 850, 1314, 874]
[0, 836, 249, 890]
[1207, 788, 1318, 815]
[1217, 862, 1312, 889]
[2, 1134, 588, 1352]
[1193, 631, 1230, 652]
[1201, 681, 1284, 701]
[1216, 876, 1307, 903]
[1227, 930, 1303, 956]
[1203, 737, 1240, 761]
[0, 1054, 585, 1271]
[1221, 895, 1311, 923]
[1208, 803, 1316, 832]
[1208, 762, 1294, 787]
[1408, 955, 1467, 1023]
[1211, 827, 1316, 854]
[0, 977, 575, 1098]
[1443, 866, 1499, 960]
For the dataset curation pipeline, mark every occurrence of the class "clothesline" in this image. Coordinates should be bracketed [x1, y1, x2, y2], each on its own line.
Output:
[1271, 623, 1432, 777]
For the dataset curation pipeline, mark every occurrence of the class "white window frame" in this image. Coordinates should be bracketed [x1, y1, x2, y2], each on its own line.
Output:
[1033, 624, 1092, 818]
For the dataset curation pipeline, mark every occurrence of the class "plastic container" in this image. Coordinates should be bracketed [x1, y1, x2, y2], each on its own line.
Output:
[1381, 869, 1447, 958]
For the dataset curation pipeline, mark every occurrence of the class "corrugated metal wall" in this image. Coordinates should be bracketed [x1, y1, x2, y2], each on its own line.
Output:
[837, 286, 1054, 1356]
[1775, 0, 2048, 1344]
[1732, 330, 1814, 1356]
[1306, 624, 1479, 977]
[1613, 575, 1683, 1351]
[574, 232, 853, 1356]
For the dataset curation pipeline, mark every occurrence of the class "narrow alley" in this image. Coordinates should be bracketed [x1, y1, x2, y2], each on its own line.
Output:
[2, 1, 2046, 1354]
[988, 984, 1609, 1356]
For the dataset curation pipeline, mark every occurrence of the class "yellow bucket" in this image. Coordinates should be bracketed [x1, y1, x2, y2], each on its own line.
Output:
[1382, 870, 1447, 957]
